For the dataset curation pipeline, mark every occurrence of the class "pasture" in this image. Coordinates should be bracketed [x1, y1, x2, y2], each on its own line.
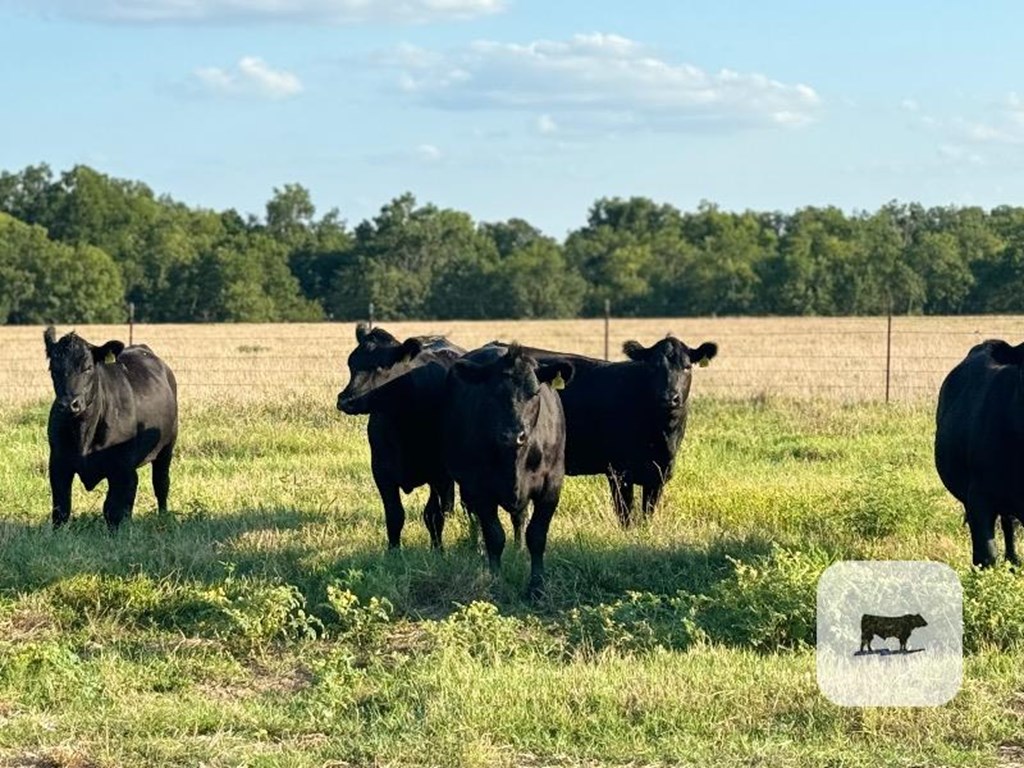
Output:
[1, 318, 1024, 767]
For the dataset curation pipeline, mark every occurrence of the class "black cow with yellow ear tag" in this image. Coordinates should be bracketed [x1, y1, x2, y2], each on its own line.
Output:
[43, 326, 178, 530]
[442, 344, 574, 599]
[483, 335, 717, 527]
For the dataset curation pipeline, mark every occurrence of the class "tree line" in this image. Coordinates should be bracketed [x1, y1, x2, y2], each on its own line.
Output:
[1, 163, 1022, 324]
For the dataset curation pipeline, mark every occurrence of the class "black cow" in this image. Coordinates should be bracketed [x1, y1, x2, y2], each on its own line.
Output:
[442, 345, 573, 598]
[936, 339, 1024, 567]
[486, 336, 717, 526]
[337, 323, 465, 550]
[44, 327, 178, 530]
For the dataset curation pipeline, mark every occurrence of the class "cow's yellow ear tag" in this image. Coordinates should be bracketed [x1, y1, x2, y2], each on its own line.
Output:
[698, 358, 709, 368]
[104, 351, 116, 364]
[552, 371, 566, 390]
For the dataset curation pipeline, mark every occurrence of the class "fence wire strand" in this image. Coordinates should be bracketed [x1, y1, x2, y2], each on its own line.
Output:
[4, 317, 1024, 404]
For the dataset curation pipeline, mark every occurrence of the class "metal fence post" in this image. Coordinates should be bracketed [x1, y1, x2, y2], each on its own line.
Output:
[128, 301, 135, 345]
[368, 302, 375, 330]
[885, 310, 892, 404]
[604, 299, 611, 361]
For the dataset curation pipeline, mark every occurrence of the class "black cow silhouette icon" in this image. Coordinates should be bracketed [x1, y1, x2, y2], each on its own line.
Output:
[858, 613, 928, 654]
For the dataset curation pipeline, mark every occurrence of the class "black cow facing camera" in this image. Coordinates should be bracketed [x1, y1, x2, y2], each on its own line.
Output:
[337, 323, 465, 550]
[486, 335, 717, 527]
[43, 326, 178, 530]
[442, 345, 573, 599]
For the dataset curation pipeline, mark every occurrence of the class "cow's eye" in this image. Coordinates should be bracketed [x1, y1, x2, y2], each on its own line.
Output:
[516, 430, 527, 446]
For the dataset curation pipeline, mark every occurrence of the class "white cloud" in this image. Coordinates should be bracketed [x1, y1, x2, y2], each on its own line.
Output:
[900, 98, 920, 112]
[416, 143, 442, 161]
[24, 0, 504, 24]
[366, 143, 445, 165]
[193, 56, 303, 99]
[536, 114, 558, 134]
[385, 33, 821, 133]
[955, 93, 1024, 145]
[938, 144, 985, 166]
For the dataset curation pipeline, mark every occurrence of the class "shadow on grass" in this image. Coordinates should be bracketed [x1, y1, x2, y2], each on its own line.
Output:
[0, 504, 776, 621]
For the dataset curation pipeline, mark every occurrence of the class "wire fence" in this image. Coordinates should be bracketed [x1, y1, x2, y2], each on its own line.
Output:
[3, 315, 1024, 406]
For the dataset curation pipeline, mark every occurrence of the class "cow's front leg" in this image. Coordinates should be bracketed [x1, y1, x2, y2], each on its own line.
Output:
[49, 458, 74, 529]
[1002, 515, 1019, 566]
[641, 479, 666, 522]
[423, 483, 446, 550]
[473, 500, 505, 577]
[525, 491, 559, 600]
[607, 471, 634, 527]
[376, 482, 406, 550]
[104, 469, 139, 531]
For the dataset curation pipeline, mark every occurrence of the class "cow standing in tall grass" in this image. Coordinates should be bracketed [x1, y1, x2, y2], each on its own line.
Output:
[442, 345, 574, 598]
[936, 339, 1024, 566]
[486, 336, 717, 526]
[337, 323, 465, 550]
[44, 326, 178, 530]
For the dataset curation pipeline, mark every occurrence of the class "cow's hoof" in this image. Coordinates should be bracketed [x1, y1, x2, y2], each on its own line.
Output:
[525, 580, 546, 601]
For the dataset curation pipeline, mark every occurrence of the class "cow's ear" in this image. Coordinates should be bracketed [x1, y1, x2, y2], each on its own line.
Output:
[537, 362, 574, 390]
[92, 340, 126, 364]
[398, 337, 423, 364]
[43, 326, 57, 359]
[622, 340, 649, 361]
[355, 322, 369, 345]
[688, 342, 718, 368]
[452, 359, 490, 384]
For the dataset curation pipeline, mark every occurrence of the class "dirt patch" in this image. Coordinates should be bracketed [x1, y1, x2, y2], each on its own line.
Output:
[197, 663, 313, 703]
[2, 751, 100, 768]
[999, 744, 1024, 768]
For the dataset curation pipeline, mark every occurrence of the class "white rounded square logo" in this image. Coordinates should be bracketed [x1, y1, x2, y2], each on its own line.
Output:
[816, 561, 962, 707]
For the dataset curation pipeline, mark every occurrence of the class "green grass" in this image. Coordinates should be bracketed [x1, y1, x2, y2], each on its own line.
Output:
[1, 396, 1022, 767]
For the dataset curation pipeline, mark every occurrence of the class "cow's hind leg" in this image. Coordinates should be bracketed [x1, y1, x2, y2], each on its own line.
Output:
[607, 472, 635, 528]
[152, 442, 174, 515]
[1002, 515, 1019, 566]
[965, 492, 998, 567]
[104, 469, 139, 531]
[525, 492, 559, 600]
[423, 483, 446, 550]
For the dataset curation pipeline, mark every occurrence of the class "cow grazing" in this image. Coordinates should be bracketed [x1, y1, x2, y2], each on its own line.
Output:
[442, 345, 573, 598]
[43, 327, 178, 530]
[337, 323, 465, 550]
[486, 336, 717, 526]
[936, 339, 1024, 567]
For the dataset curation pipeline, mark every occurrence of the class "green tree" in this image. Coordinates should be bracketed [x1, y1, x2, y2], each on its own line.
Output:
[0, 213, 124, 323]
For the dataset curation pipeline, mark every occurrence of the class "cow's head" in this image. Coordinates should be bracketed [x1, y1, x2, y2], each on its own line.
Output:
[453, 346, 573, 486]
[622, 335, 718, 411]
[337, 323, 425, 414]
[43, 326, 124, 417]
[909, 613, 928, 629]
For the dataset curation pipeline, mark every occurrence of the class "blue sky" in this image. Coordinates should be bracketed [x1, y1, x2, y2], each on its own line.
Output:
[1, 1, 1022, 237]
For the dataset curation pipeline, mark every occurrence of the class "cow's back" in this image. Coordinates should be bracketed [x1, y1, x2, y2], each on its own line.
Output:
[114, 345, 178, 464]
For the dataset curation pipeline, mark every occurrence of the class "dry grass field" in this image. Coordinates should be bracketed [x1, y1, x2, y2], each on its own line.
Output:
[4, 315, 1024, 405]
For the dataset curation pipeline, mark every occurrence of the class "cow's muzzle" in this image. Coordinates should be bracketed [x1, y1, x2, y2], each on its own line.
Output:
[59, 396, 85, 416]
